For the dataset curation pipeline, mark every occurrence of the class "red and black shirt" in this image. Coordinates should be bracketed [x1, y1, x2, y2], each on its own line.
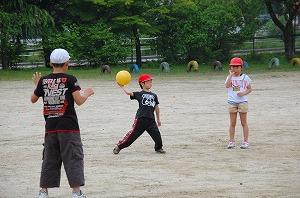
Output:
[34, 73, 81, 133]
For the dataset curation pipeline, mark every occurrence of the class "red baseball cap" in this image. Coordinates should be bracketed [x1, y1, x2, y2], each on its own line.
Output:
[230, 57, 243, 66]
[138, 74, 153, 83]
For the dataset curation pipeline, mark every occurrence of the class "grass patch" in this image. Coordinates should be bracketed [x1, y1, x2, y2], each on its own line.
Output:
[1, 54, 300, 81]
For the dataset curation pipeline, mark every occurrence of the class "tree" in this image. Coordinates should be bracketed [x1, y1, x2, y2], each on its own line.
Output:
[264, 0, 300, 59]
[0, 0, 53, 69]
[92, 0, 158, 67]
[40, 1, 130, 66]
[153, 0, 262, 62]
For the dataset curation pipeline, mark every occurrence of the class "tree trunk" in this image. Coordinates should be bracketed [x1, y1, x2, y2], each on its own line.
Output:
[0, 39, 9, 69]
[0, 22, 9, 69]
[264, 0, 298, 60]
[283, 21, 295, 59]
[132, 26, 142, 67]
[43, 48, 51, 68]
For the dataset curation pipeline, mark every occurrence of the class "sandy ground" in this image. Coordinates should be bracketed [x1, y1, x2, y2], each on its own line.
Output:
[0, 72, 300, 198]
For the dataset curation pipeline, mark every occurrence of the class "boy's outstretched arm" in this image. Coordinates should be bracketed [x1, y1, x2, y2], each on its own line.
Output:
[31, 72, 41, 103]
[119, 84, 133, 96]
[155, 105, 161, 126]
[73, 88, 94, 106]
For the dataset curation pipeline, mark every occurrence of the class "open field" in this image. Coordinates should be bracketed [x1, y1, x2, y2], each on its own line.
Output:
[0, 72, 299, 197]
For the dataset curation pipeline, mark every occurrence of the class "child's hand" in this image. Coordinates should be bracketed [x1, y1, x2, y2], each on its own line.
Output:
[237, 92, 244, 97]
[84, 88, 94, 97]
[157, 119, 161, 127]
[32, 72, 41, 85]
[228, 69, 234, 76]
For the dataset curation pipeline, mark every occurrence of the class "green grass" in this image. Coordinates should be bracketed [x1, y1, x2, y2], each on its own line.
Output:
[1, 54, 300, 81]
[236, 36, 300, 50]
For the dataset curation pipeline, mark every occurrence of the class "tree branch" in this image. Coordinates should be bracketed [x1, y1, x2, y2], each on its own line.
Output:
[264, 0, 285, 31]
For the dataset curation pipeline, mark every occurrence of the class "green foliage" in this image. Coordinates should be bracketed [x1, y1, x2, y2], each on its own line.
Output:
[0, 0, 53, 68]
[42, 22, 130, 65]
[153, 0, 260, 63]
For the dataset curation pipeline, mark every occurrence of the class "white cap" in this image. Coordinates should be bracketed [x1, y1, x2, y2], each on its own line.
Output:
[50, 48, 70, 64]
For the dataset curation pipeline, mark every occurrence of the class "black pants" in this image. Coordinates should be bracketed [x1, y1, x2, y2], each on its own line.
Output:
[117, 117, 163, 151]
[40, 132, 84, 188]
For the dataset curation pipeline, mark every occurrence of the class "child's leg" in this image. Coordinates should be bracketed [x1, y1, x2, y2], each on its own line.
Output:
[239, 112, 249, 142]
[117, 118, 147, 150]
[40, 133, 62, 188]
[146, 119, 163, 151]
[229, 112, 237, 141]
[59, 132, 85, 188]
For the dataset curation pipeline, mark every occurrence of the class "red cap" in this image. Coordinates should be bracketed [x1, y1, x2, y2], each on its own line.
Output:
[230, 57, 243, 66]
[138, 74, 152, 83]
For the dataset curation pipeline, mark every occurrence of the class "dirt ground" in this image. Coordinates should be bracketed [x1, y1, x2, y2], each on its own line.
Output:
[0, 72, 299, 198]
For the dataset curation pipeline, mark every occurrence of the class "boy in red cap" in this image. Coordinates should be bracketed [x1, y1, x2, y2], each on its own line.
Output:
[225, 57, 252, 149]
[113, 73, 166, 154]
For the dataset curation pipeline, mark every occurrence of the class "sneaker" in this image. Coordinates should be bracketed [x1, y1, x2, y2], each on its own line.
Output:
[113, 146, 120, 154]
[227, 141, 235, 149]
[155, 148, 166, 154]
[240, 141, 249, 149]
[38, 191, 48, 198]
[72, 190, 88, 198]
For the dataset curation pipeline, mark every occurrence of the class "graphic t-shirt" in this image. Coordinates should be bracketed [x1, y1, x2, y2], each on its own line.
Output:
[225, 73, 252, 103]
[130, 91, 159, 119]
[34, 73, 81, 132]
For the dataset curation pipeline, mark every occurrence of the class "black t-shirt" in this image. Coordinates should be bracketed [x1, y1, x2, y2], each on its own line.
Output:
[34, 73, 81, 132]
[130, 91, 159, 119]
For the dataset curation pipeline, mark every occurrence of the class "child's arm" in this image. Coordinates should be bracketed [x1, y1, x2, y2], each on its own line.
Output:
[31, 93, 39, 103]
[119, 84, 133, 96]
[237, 84, 252, 97]
[73, 88, 94, 106]
[31, 72, 41, 103]
[225, 70, 234, 88]
[155, 105, 161, 126]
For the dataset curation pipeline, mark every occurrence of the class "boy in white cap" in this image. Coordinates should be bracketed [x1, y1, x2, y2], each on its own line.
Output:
[31, 48, 94, 198]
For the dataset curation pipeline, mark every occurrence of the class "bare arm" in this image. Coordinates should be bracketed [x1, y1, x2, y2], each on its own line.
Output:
[238, 84, 252, 97]
[225, 70, 234, 88]
[155, 105, 161, 126]
[119, 84, 133, 96]
[73, 88, 94, 106]
[31, 94, 39, 103]
[31, 72, 41, 103]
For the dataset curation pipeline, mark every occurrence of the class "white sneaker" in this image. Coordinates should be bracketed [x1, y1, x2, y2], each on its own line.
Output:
[227, 141, 235, 149]
[240, 141, 249, 149]
[38, 191, 49, 198]
[72, 191, 88, 198]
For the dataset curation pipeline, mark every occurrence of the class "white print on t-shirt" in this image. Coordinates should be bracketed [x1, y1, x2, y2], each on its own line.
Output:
[226, 74, 252, 103]
[42, 77, 69, 111]
[231, 79, 248, 91]
[142, 94, 155, 107]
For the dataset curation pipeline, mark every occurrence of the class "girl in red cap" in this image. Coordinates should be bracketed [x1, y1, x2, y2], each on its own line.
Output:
[225, 57, 252, 149]
[113, 73, 166, 154]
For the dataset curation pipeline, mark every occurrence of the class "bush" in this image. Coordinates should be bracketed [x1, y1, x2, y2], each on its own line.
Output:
[42, 22, 130, 66]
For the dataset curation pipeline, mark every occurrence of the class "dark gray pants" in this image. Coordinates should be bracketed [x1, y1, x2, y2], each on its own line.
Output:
[40, 132, 84, 188]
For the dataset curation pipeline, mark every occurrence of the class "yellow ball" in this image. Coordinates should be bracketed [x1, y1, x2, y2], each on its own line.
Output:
[116, 70, 131, 86]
